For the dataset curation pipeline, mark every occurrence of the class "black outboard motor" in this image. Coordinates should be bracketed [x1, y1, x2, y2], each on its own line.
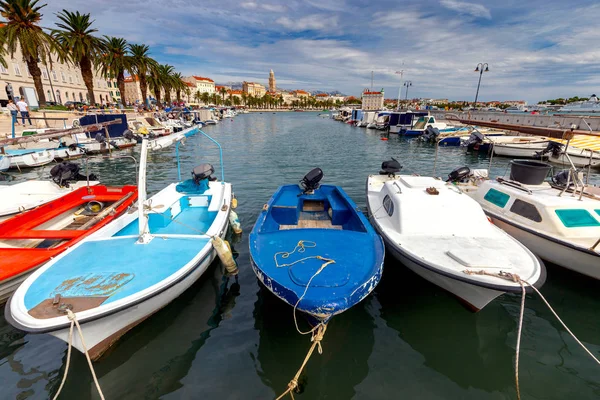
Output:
[380, 158, 402, 176]
[50, 162, 98, 187]
[300, 168, 324, 194]
[446, 166, 471, 182]
[421, 126, 440, 143]
[123, 129, 143, 143]
[94, 132, 106, 143]
[463, 130, 485, 150]
[534, 141, 563, 159]
[192, 163, 216, 183]
[552, 169, 572, 187]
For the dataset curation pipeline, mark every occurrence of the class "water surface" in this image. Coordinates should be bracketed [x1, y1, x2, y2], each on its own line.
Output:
[1, 113, 599, 399]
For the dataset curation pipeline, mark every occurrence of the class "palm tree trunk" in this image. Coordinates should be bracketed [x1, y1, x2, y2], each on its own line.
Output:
[176, 90, 181, 103]
[165, 87, 172, 104]
[139, 75, 148, 107]
[80, 55, 96, 105]
[154, 88, 161, 107]
[25, 57, 46, 107]
[117, 71, 125, 107]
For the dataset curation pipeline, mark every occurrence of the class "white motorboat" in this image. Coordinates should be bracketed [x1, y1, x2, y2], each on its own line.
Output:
[357, 111, 376, 127]
[557, 95, 600, 114]
[7, 126, 235, 361]
[493, 139, 551, 158]
[367, 161, 545, 310]
[459, 160, 600, 279]
[5, 149, 55, 169]
[534, 141, 600, 168]
[204, 119, 218, 125]
[0, 179, 99, 221]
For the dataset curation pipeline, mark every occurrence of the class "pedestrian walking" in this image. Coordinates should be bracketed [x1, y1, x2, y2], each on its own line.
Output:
[6, 99, 19, 126]
[16, 98, 32, 126]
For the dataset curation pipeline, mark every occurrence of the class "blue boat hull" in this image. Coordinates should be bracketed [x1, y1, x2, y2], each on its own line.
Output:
[249, 184, 384, 322]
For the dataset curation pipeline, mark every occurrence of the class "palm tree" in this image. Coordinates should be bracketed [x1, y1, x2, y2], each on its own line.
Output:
[232, 96, 240, 107]
[100, 36, 130, 106]
[241, 92, 247, 107]
[157, 64, 175, 104]
[0, 0, 61, 106]
[200, 91, 209, 105]
[184, 87, 191, 104]
[129, 43, 157, 108]
[194, 90, 201, 104]
[219, 86, 227, 103]
[53, 10, 104, 105]
[172, 72, 185, 103]
[147, 64, 163, 107]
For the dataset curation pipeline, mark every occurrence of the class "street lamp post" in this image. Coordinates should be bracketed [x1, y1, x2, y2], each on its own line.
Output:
[473, 62, 489, 109]
[403, 81, 412, 101]
[395, 64, 404, 111]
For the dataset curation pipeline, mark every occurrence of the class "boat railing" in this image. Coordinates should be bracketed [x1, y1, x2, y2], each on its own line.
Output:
[496, 177, 533, 194]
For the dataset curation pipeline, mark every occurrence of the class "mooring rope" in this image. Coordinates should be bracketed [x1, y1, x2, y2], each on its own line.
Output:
[273, 240, 335, 399]
[274, 323, 328, 400]
[464, 269, 600, 400]
[53, 309, 105, 400]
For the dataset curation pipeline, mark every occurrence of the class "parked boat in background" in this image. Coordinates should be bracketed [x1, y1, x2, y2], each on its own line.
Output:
[403, 114, 447, 136]
[250, 169, 384, 323]
[0, 166, 99, 221]
[367, 159, 545, 311]
[389, 111, 428, 134]
[5, 149, 55, 169]
[0, 155, 9, 171]
[557, 95, 600, 115]
[358, 111, 376, 127]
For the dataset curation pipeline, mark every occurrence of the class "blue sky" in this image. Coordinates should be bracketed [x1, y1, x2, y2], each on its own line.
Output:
[44, 0, 600, 103]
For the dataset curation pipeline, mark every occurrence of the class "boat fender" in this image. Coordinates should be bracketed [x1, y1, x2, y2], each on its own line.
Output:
[231, 196, 238, 209]
[229, 210, 242, 235]
[211, 236, 239, 275]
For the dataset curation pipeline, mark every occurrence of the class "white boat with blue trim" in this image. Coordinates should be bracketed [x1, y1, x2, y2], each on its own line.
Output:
[6, 126, 235, 360]
[458, 160, 600, 279]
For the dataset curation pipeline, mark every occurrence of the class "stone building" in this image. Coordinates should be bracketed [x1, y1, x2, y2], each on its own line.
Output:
[269, 69, 276, 92]
[361, 89, 384, 110]
[183, 76, 215, 95]
[243, 81, 266, 97]
[0, 46, 116, 107]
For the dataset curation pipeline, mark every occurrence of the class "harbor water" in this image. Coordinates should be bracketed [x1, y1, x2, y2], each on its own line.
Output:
[1, 112, 599, 399]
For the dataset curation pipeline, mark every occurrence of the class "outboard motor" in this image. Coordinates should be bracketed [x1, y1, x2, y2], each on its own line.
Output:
[380, 158, 402, 176]
[446, 166, 471, 182]
[50, 162, 98, 187]
[94, 132, 106, 143]
[552, 169, 572, 187]
[300, 168, 324, 194]
[534, 141, 563, 159]
[463, 130, 485, 150]
[192, 163, 216, 183]
[421, 126, 440, 143]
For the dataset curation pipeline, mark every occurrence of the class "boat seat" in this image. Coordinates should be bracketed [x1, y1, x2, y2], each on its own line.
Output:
[327, 193, 350, 225]
[0, 230, 82, 239]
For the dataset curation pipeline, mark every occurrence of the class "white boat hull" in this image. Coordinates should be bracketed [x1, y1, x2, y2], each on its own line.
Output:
[489, 216, 600, 279]
[385, 241, 504, 310]
[8, 150, 55, 169]
[49, 246, 221, 359]
[493, 142, 549, 158]
[54, 147, 86, 161]
[0, 156, 9, 171]
[550, 151, 600, 168]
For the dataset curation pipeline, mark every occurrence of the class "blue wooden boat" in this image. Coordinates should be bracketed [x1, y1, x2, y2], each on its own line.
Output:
[249, 169, 384, 322]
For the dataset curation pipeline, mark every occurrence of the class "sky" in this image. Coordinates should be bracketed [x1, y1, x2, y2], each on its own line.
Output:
[42, 0, 600, 103]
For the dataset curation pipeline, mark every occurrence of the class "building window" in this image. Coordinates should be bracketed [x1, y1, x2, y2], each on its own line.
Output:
[13, 63, 21, 76]
[65, 92, 69, 100]
[79, 92, 83, 102]
[382, 195, 394, 216]
[75, 74, 79, 84]
[110, 91, 113, 96]
[61, 72, 66, 82]
[46, 90, 51, 100]
[42, 69, 49, 79]
[52, 70, 58, 81]
[69, 75, 73, 83]
[510, 199, 542, 223]
[0, 65, 7, 74]
[107, 81, 112, 88]
[116, 91, 120, 97]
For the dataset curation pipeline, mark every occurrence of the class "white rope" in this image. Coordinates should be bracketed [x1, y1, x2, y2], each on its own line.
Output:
[53, 309, 105, 400]
[464, 269, 600, 400]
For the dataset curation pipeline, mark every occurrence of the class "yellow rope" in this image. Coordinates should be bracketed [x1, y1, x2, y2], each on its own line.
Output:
[274, 323, 328, 400]
[53, 309, 105, 400]
[272, 240, 335, 399]
[464, 269, 600, 400]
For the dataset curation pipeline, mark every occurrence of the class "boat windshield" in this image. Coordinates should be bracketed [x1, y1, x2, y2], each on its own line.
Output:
[412, 116, 427, 129]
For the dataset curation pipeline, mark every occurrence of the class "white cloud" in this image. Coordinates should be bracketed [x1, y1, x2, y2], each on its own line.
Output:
[275, 15, 338, 32]
[440, 0, 491, 19]
[241, 2, 285, 12]
[240, 2, 258, 9]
